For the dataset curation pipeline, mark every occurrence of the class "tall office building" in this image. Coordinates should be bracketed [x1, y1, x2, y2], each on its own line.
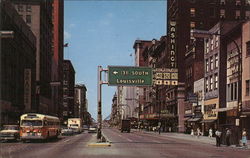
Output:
[51, 0, 64, 118]
[12, 0, 53, 114]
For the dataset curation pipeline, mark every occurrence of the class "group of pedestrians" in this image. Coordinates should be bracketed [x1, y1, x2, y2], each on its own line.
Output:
[190, 127, 248, 148]
[215, 128, 248, 148]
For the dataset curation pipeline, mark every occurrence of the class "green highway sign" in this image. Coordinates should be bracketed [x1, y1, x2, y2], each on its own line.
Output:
[108, 66, 153, 86]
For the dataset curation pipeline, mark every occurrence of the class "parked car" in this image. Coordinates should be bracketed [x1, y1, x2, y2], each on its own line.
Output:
[88, 126, 97, 133]
[61, 127, 74, 136]
[83, 125, 89, 131]
[0, 125, 20, 141]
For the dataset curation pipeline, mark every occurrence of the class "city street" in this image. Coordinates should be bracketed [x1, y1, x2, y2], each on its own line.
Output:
[1, 128, 249, 158]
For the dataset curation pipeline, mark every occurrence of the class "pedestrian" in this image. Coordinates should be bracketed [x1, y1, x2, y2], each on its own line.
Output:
[191, 129, 194, 137]
[196, 128, 201, 138]
[225, 128, 231, 146]
[208, 128, 213, 138]
[242, 128, 248, 148]
[215, 129, 222, 147]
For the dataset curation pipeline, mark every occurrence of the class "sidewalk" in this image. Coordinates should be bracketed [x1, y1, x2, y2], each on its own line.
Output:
[133, 129, 250, 149]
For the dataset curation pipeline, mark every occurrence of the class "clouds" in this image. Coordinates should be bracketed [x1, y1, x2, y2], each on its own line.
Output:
[64, 31, 71, 40]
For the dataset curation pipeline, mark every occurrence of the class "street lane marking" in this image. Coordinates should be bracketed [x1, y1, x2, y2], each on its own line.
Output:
[126, 138, 133, 142]
[63, 139, 70, 143]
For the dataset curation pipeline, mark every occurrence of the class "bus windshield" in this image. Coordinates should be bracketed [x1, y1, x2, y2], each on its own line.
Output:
[21, 120, 43, 126]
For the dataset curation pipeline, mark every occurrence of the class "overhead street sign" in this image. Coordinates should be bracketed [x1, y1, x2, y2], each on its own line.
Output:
[108, 66, 152, 86]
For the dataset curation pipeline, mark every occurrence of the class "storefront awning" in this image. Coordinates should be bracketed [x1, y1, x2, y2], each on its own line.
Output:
[212, 107, 235, 112]
[200, 119, 216, 123]
[187, 118, 201, 122]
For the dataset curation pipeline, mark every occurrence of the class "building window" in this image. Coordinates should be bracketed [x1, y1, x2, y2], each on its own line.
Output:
[206, 40, 210, 53]
[214, 74, 218, 89]
[235, 10, 241, 19]
[234, 82, 238, 100]
[215, 35, 219, 47]
[26, 5, 31, 12]
[220, 9, 225, 18]
[220, 0, 226, 4]
[211, 39, 214, 50]
[17, 5, 23, 12]
[190, 22, 196, 29]
[215, 54, 219, 68]
[210, 76, 213, 91]
[247, 41, 250, 56]
[209, 7, 215, 17]
[206, 59, 209, 72]
[190, 8, 196, 17]
[26, 15, 31, 23]
[210, 56, 214, 70]
[246, 0, 250, 5]
[246, 80, 250, 96]
[236, 0, 241, 5]
[246, 11, 250, 19]
[206, 78, 209, 92]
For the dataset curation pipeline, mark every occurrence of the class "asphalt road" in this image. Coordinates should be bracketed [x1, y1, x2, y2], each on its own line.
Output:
[102, 128, 250, 158]
[0, 129, 249, 158]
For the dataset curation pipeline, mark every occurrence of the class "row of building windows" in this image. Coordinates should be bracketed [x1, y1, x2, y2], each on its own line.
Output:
[205, 36, 219, 53]
[205, 54, 219, 72]
[190, 8, 250, 20]
[205, 74, 218, 92]
[220, 0, 250, 5]
[17, 5, 31, 12]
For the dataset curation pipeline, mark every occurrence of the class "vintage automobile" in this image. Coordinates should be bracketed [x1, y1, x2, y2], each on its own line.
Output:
[61, 127, 74, 136]
[0, 125, 20, 141]
[88, 126, 97, 133]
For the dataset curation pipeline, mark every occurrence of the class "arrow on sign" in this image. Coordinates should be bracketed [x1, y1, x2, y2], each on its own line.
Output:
[113, 71, 118, 75]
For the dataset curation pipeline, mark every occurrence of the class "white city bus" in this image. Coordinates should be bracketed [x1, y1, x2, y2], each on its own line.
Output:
[20, 113, 60, 142]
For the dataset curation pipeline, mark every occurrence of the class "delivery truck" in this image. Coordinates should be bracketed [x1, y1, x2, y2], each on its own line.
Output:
[67, 118, 83, 134]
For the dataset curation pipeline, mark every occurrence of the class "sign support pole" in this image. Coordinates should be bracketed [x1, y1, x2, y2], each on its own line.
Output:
[97, 66, 102, 140]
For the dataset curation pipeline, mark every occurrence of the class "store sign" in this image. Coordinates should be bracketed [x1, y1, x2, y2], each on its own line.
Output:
[170, 21, 177, 68]
[204, 104, 217, 118]
[24, 69, 31, 110]
[153, 68, 178, 85]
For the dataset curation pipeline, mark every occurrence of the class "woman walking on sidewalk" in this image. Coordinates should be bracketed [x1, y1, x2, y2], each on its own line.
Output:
[208, 128, 213, 138]
[242, 128, 248, 148]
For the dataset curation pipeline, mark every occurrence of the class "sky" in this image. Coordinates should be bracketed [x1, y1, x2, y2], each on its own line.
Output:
[64, 0, 166, 120]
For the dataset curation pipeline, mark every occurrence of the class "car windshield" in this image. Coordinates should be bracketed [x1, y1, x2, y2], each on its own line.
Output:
[21, 120, 43, 126]
[3, 126, 19, 130]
